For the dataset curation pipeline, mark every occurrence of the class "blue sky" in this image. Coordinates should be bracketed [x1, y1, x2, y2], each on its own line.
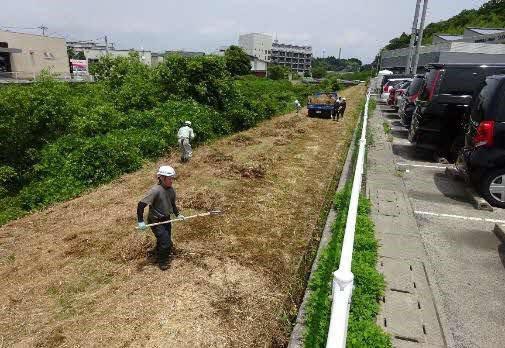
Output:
[0, 0, 490, 63]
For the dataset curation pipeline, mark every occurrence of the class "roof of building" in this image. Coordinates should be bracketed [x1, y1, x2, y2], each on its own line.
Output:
[467, 28, 505, 35]
[0, 29, 64, 40]
[436, 34, 464, 41]
[165, 50, 205, 57]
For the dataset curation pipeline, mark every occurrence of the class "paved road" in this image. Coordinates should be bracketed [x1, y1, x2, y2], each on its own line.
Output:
[379, 103, 505, 348]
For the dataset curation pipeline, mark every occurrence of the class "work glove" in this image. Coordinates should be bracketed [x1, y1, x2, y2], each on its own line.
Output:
[177, 214, 186, 220]
[137, 221, 147, 230]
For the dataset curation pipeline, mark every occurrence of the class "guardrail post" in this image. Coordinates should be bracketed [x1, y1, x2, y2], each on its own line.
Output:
[327, 269, 354, 348]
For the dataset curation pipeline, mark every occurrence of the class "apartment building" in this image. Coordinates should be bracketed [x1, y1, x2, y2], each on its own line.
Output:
[271, 41, 312, 74]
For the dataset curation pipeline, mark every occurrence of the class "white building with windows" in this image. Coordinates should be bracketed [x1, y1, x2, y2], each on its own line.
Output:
[239, 33, 272, 62]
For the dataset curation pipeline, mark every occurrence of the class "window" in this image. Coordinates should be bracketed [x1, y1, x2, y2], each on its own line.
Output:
[406, 76, 424, 96]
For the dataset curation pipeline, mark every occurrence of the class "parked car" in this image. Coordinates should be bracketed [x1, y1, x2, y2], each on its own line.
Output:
[391, 80, 411, 110]
[460, 75, 505, 208]
[409, 63, 505, 161]
[398, 74, 425, 128]
[307, 92, 338, 118]
[379, 73, 412, 92]
[381, 78, 411, 103]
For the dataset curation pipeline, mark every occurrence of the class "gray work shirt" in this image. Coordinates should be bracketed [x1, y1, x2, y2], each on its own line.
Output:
[140, 184, 179, 223]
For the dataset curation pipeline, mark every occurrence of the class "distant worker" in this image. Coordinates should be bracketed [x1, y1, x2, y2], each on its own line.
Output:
[338, 97, 347, 119]
[177, 121, 195, 163]
[294, 99, 301, 115]
[137, 165, 185, 271]
[332, 97, 341, 121]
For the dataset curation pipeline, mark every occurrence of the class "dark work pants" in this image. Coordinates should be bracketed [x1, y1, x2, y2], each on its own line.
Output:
[339, 106, 346, 117]
[150, 222, 172, 264]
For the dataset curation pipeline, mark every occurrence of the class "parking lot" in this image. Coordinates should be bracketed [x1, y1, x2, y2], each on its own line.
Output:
[376, 101, 505, 347]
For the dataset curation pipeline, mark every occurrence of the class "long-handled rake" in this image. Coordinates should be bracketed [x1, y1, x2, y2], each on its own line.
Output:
[137, 210, 222, 229]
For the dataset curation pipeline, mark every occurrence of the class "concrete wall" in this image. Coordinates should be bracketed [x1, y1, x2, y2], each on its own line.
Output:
[0, 30, 69, 78]
[251, 59, 267, 72]
[439, 51, 505, 64]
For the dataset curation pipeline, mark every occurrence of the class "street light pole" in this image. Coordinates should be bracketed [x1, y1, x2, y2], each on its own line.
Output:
[412, 0, 429, 74]
[405, 0, 422, 74]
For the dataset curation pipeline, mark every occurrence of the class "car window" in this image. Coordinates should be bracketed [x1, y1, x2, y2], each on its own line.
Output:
[406, 77, 424, 96]
[472, 78, 500, 122]
[494, 80, 505, 122]
[440, 68, 482, 95]
[419, 69, 439, 100]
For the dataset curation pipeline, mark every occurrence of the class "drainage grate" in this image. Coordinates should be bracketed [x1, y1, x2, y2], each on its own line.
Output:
[390, 288, 411, 294]
[395, 335, 419, 343]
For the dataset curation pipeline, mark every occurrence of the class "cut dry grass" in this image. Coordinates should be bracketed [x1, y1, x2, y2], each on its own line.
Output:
[0, 85, 365, 347]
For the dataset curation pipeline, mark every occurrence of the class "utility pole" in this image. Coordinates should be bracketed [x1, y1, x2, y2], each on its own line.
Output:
[412, 0, 429, 74]
[39, 25, 48, 36]
[405, 0, 422, 74]
[104, 35, 109, 54]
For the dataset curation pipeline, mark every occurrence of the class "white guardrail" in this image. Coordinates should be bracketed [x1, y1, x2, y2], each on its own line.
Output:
[326, 90, 371, 347]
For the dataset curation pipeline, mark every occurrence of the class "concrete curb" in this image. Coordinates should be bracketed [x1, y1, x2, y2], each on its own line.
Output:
[287, 117, 360, 348]
[493, 223, 505, 243]
[465, 187, 493, 212]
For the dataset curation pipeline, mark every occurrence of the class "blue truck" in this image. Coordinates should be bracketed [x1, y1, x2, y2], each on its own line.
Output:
[307, 92, 339, 118]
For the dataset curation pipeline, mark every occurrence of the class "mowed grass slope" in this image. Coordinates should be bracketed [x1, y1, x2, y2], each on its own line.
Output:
[0, 85, 365, 347]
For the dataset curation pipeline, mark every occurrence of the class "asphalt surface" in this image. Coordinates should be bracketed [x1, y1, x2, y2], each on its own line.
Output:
[379, 103, 505, 348]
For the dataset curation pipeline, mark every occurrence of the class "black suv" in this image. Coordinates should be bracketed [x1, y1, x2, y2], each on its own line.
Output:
[460, 75, 505, 208]
[399, 74, 424, 128]
[409, 63, 505, 161]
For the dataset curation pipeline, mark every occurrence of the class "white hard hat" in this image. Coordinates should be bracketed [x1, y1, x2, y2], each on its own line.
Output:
[295, 99, 299, 102]
[185, 121, 192, 126]
[157, 165, 176, 178]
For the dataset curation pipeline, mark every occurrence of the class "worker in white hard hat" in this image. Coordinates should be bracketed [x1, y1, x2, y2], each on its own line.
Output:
[177, 121, 195, 163]
[294, 99, 301, 115]
[137, 165, 185, 270]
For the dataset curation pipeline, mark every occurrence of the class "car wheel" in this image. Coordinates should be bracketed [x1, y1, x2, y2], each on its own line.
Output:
[480, 168, 505, 208]
[308, 110, 314, 118]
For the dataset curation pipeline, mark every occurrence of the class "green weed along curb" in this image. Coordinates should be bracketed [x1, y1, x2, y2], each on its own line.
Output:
[303, 94, 390, 347]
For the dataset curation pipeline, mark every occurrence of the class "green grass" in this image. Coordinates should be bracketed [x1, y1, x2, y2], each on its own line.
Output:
[382, 122, 391, 135]
[303, 187, 391, 347]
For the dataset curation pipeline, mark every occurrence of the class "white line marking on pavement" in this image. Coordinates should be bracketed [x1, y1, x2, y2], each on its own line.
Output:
[397, 162, 447, 169]
[415, 211, 505, 224]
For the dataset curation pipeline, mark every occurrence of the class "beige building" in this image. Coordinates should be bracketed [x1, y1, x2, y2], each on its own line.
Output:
[0, 30, 69, 79]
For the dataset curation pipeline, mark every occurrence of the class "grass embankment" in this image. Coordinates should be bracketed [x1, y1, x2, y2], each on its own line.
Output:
[0, 86, 365, 347]
[303, 98, 391, 347]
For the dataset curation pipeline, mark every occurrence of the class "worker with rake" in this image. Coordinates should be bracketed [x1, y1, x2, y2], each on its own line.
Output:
[338, 97, 347, 119]
[177, 121, 195, 163]
[137, 165, 185, 270]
